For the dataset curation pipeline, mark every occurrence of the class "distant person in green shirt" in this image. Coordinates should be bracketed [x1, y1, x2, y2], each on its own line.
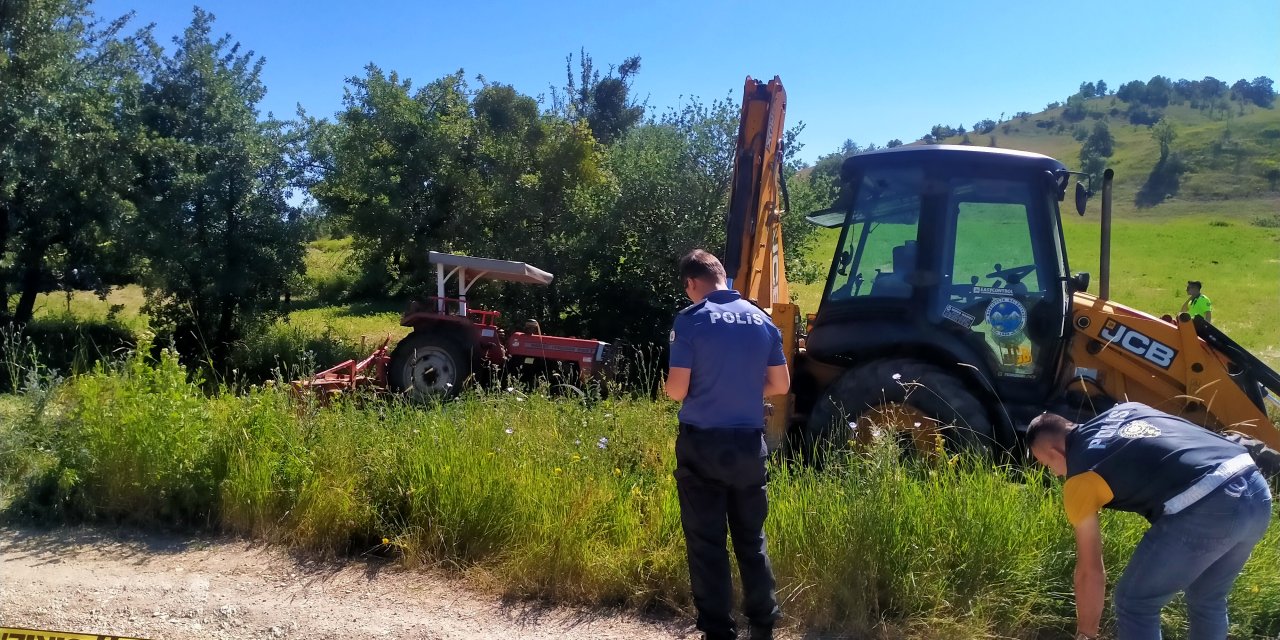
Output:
[1181, 280, 1213, 323]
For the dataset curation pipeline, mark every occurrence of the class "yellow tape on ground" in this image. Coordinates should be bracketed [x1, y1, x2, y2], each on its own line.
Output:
[1, 626, 149, 640]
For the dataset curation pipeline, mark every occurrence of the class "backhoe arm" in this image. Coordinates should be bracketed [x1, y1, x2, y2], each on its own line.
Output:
[724, 76, 789, 309]
[724, 76, 799, 449]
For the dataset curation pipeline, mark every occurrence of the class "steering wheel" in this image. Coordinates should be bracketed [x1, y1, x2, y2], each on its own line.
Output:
[985, 263, 1037, 284]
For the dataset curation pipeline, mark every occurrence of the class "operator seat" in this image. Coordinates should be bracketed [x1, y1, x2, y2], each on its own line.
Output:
[871, 240, 917, 297]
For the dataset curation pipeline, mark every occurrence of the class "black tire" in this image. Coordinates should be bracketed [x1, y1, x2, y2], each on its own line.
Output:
[803, 358, 995, 463]
[388, 330, 473, 401]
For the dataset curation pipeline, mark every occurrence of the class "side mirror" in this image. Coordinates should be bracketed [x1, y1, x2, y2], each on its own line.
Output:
[1071, 272, 1091, 292]
[1074, 182, 1089, 216]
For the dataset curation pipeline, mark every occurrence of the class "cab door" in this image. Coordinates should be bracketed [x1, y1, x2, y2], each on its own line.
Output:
[927, 173, 1068, 404]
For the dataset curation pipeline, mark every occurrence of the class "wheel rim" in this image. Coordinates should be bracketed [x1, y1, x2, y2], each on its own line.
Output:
[857, 401, 942, 456]
[405, 346, 456, 396]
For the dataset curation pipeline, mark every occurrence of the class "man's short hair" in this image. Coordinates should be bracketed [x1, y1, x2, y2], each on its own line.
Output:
[1187, 280, 1202, 288]
[679, 249, 727, 284]
[1025, 412, 1074, 449]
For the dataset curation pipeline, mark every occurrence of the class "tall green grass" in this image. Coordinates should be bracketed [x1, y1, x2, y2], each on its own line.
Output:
[2, 349, 1276, 638]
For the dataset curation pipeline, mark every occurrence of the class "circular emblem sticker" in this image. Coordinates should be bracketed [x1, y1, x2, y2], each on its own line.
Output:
[1118, 420, 1161, 439]
[985, 297, 1027, 338]
[669, 330, 677, 344]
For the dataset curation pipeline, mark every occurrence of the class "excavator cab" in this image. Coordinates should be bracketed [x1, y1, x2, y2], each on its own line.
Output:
[799, 146, 1080, 453]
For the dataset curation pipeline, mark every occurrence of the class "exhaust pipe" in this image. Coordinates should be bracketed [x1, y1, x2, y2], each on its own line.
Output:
[1100, 168, 1114, 300]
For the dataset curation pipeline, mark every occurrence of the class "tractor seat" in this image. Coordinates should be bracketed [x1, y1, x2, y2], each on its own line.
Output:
[871, 241, 918, 298]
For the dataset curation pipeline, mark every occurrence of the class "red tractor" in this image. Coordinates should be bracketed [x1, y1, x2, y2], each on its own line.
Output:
[294, 251, 616, 400]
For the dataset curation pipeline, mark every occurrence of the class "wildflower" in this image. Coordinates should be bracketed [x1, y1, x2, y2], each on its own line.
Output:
[554, 467, 563, 474]
[574, 439, 581, 446]
[382, 537, 390, 545]
[597, 437, 609, 450]
[572, 454, 581, 462]
[892, 373, 902, 381]
[630, 486, 642, 497]
[505, 428, 514, 435]
[487, 451, 495, 457]
[613, 468, 622, 477]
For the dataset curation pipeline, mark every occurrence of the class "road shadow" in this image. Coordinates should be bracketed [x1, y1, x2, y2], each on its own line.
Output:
[0, 524, 211, 566]
[496, 596, 691, 637]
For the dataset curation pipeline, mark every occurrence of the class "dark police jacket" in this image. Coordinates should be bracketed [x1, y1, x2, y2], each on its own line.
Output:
[1063, 402, 1252, 526]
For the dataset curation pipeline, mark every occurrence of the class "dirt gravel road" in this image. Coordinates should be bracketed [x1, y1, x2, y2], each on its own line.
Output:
[0, 527, 702, 640]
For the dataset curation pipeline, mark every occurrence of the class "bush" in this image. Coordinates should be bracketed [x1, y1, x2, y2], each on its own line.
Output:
[1251, 214, 1280, 229]
[0, 316, 134, 391]
[229, 323, 362, 386]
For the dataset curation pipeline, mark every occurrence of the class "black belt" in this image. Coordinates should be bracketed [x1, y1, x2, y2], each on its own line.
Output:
[679, 423, 764, 434]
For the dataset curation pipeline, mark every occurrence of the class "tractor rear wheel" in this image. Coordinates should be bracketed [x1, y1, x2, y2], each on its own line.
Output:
[388, 330, 472, 401]
[803, 358, 994, 465]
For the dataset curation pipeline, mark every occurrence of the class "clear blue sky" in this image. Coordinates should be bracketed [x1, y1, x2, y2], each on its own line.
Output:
[93, 0, 1278, 163]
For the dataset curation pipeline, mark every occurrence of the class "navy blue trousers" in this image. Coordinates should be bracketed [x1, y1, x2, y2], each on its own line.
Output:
[674, 425, 781, 640]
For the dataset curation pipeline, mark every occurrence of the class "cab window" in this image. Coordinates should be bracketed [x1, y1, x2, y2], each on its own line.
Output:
[825, 168, 923, 302]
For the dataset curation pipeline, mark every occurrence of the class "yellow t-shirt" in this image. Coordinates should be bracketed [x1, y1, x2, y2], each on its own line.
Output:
[1063, 471, 1115, 526]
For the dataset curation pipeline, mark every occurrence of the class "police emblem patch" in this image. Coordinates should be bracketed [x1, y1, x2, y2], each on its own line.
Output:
[669, 330, 676, 344]
[1118, 420, 1161, 439]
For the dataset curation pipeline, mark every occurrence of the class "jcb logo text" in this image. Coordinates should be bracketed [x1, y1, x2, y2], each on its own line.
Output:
[1099, 320, 1177, 369]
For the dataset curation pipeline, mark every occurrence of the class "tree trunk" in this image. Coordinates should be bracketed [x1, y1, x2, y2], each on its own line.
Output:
[0, 188, 19, 322]
[13, 253, 45, 324]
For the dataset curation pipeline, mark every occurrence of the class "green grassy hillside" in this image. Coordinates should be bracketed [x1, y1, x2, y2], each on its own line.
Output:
[934, 99, 1280, 216]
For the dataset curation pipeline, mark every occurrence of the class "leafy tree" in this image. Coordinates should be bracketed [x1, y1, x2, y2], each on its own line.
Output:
[1145, 75, 1172, 107]
[0, 0, 150, 323]
[1063, 93, 1088, 122]
[555, 49, 644, 145]
[129, 9, 305, 365]
[1079, 120, 1114, 184]
[1126, 104, 1161, 126]
[309, 67, 477, 295]
[1116, 80, 1146, 103]
[886, 139, 903, 148]
[1079, 81, 1096, 98]
[1150, 117, 1176, 161]
[1095, 79, 1108, 96]
[1247, 77, 1275, 108]
[972, 119, 996, 134]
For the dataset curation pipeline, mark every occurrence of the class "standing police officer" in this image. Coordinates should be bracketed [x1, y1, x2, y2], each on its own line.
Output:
[665, 249, 790, 640]
[1027, 402, 1272, 640]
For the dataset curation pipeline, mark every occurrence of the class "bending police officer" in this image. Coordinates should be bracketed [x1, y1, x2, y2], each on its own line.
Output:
[1027, 402, 1272, 640]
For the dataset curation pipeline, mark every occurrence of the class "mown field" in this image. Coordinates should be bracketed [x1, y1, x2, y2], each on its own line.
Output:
[1, 347, 1277, 639]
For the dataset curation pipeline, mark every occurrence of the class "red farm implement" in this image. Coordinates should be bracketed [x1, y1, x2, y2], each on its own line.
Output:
[292, 252, 615, 401]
